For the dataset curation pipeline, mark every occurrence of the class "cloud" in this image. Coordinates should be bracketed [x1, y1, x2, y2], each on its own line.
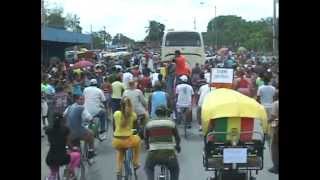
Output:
[47, 0, 275, 41]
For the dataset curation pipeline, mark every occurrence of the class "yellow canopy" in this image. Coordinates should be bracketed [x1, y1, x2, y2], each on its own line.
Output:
[201, 88, 268, 134]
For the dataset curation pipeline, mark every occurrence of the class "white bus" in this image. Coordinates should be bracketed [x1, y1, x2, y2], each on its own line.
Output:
[161, 31, 205, 68]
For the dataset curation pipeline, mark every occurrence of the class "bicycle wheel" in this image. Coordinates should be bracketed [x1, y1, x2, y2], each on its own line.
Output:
[125, 149, 136, 180]
[80, 143, 87, 180]
[183, 112, 188, 139]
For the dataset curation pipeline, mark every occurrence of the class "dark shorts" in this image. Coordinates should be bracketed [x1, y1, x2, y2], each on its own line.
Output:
[70, 128, 89, 140]
[46, 151, 70, 167]
[111, 98, 121, 112]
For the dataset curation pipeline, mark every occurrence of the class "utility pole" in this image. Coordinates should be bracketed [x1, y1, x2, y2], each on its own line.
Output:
[194, 17, 197, 31]
[273, 0, 278, 56]
[90, 25, 93, 49]
[103, 26, 106, 50]
[214, 5, 218, 49]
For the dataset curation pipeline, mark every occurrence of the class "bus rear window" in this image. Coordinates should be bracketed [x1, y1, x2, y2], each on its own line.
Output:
[165, 32, 201, 47]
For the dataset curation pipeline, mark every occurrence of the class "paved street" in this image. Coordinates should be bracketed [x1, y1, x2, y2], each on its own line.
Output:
[41, 110, 278, 180]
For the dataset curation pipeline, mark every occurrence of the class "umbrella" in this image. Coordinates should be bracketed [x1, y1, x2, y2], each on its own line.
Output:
[217, 48, 229, 56]
[73, 60, 94, 68]
[237, 47, 247, 54]
[201, 88, 267, 135]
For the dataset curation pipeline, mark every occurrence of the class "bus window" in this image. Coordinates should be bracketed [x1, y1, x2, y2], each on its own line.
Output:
[165, 32, 201, 47]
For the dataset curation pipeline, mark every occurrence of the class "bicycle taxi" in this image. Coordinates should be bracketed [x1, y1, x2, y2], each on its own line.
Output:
[201, 88, 268, 180]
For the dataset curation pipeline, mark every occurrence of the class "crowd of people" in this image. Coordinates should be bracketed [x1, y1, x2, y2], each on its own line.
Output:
[41, 47, 279, 180]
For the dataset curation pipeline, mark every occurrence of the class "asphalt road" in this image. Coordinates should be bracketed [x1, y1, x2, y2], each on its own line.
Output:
[41, 118, 278, 180]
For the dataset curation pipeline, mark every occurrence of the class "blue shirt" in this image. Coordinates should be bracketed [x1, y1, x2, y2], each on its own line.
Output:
[150, 91, 167, 119]
[73, 84, 82, 96]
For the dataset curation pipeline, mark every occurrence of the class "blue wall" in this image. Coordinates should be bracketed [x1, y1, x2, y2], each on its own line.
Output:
[42, 26, 92, 44]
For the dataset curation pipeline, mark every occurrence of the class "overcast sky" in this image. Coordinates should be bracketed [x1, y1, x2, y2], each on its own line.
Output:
[46, 0, 277, 41]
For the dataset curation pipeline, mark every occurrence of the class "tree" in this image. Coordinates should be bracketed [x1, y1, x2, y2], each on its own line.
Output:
[112, 33, 135, 46]
[65, 14, 82, 33]
[205, 15, 274, 52]
[45, 6, 66, 29]
[145, 20, 165, 42]
[91, 31, 112, 49]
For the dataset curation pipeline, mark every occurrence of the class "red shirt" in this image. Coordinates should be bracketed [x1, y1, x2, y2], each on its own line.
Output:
[175, 55, 189, 76]
[131, 69, 140, 77]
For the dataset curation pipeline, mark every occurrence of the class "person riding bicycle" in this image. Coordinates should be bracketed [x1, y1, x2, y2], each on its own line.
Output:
[123, 80, 148, 138]
[112, 97, 141, 177]
[83, 79, 107, 138]
[111, 76, 125, 113]
[45, 113, 77, 180]
[64, 95, 96, 159]
[175, 75, 194, 126]
[144, 105, 181, 180]
[148, 82, 171, 119]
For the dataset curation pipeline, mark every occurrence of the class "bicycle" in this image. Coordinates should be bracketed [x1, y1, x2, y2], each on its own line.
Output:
[177, 107, 191, 138]
[157, 164, 170, 180]
[117, 129, 139, 180]
[89, 117, 108, 142]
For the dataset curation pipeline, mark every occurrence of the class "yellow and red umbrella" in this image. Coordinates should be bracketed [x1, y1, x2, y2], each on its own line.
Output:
[201, 88, 267, 138]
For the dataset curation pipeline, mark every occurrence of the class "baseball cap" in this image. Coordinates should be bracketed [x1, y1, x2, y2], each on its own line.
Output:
[90, 79, 97, 85]
[179, 75, 188, 82]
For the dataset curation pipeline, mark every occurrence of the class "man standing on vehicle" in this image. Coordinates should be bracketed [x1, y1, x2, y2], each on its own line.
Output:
[83, 79, 107, 137]
[174, 50, 190, 82]
[144, 106, 181, 180]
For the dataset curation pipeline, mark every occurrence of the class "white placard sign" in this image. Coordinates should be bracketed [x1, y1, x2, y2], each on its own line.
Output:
[211, 68, 234, 83]
[223, 148, 247, 164]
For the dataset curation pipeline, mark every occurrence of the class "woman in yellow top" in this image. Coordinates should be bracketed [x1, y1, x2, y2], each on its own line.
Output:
[112, 97, 141, 175]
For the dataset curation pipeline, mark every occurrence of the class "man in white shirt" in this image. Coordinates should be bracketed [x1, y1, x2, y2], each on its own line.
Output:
[83, 79, 107, 135]
[197, 74, 215, 131]
[257, 77, 276, 120]
[204, 69, 211, 83]
[151, 69, 160, 87]
[175, 75, 194, 126]
[122, 69, 133, 89]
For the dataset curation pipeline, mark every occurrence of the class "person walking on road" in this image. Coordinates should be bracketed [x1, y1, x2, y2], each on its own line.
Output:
[269, 92, 279, 174]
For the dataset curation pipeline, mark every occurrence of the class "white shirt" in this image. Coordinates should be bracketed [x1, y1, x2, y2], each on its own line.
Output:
[176, 83, 194, 107]
[151, 73, 159, 87]
[83, 86, 106, 116]
[205, 72, 211, 83]
[122, 72, 133, 89]
[63, 104, 92, 121]
[257, 85, 276, 108]
[148, 58, 154, 72]
[198, 84, 214, 107]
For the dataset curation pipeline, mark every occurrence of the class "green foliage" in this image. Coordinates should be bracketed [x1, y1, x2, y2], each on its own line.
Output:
[145, 20, 165, 42]
[45, 6, 66, 29]
[112, 33, 135, 46]
[205, 15, 275, 52]
[65, 14, 82, 33]
[44, 5, 83, 33]
[92, 31, 112, 49]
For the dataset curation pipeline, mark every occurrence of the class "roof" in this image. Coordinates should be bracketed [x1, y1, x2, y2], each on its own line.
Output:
[42, 26, 92, 44]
